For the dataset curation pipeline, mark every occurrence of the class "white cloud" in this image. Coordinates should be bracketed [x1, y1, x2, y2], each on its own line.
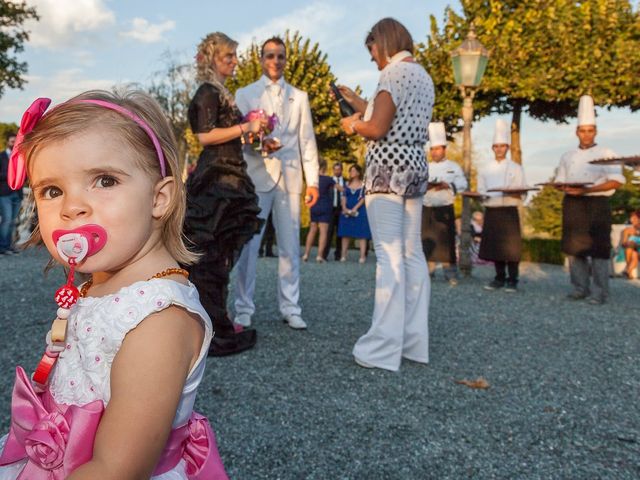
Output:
[120, 18, 175, 44]
[71, 50, 96, 67]
[24, 0, 116, 49]
[40, 68, 116, 100]
[236, 1, 345, 51]
[0, 69, 117, 121]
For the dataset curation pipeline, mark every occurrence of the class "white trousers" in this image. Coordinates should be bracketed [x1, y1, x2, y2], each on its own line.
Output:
[353, 194, 430, 371]
[234, 180, 302, 318]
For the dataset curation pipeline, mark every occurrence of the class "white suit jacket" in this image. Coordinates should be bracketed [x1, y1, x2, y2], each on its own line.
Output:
[235, 76, 319, 194]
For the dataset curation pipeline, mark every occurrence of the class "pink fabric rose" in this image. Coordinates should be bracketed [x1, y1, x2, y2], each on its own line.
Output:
[24, 412, 69, 470]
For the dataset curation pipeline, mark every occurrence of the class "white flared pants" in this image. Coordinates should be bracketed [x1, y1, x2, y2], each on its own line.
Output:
[353, 194, 430, 371]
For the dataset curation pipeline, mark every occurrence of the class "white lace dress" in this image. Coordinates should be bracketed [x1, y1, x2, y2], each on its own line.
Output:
[0, 279, 213, 479]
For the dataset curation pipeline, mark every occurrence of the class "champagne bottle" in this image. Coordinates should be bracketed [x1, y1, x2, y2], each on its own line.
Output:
[330, 81, 356, 117]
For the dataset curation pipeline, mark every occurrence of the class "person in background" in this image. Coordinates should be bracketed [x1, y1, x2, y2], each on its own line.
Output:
[620, 210, 640, 279]
[421, 122, 467, 285]
[478, 119, 526, 293]
[233, 36, 319, 330]
[323, 161, 346, 260]
[470, 210, 487, 265]
[0, 132, 21, 255]
[184, 32, 262, 356]
[338, 164, 370, 263]
[554, 95, 624, 304]
[303, 158, 334, 262]
[339, 17, 434, 371]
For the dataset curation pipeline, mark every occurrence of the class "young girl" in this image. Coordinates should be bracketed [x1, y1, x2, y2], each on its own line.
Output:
[0, 91, 228, 479]
[338, 164, 371, 263]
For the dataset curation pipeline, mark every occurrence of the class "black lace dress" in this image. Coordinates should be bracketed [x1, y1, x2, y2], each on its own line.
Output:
[184, 83, 262, 353]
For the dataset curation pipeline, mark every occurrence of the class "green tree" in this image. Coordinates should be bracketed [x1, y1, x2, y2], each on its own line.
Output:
[0, 122, 18, 148]
[147, 51, 197, 171]
[416, 0, 640, 164]
[526, 182, 564, 238]
[611, 169, 640, 223]
[228, 31, 362, 165]
[526, 169, 640, 237]
[0, 1, 38, 99]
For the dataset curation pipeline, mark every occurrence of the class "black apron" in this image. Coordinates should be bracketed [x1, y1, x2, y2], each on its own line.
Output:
[479, 206, 522, 262]
[421, 205, 456, 264]
[561, 195, 611, 259]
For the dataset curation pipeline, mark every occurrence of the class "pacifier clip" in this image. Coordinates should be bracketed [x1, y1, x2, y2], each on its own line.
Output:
[32, 225, 107, 389]
[32, 259, 80, 387]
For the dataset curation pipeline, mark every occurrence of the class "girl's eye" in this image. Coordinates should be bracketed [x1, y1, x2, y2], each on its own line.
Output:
[95, 176, 117, 188]
[40, 186, 63, 199]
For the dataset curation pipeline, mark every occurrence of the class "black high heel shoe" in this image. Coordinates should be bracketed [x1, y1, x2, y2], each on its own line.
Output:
[208, 328, 257, 357]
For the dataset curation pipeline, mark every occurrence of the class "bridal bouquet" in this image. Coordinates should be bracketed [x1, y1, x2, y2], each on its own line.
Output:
[243, 109, 279, 156]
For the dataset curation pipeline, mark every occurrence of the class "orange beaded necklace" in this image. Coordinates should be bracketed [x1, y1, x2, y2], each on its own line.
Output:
[80, 267, 189, 298]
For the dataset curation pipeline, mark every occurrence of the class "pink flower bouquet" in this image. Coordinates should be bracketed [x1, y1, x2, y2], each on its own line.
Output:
[243, 109, 278, 156]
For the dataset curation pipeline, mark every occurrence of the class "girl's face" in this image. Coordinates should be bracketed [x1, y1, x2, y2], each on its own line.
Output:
[349, 167, 360, 180]
[30, 130, 168, 273]
[214, 48, 238, 80]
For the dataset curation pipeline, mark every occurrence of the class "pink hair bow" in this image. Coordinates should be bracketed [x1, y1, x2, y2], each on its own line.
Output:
[8, 98, 52, 190]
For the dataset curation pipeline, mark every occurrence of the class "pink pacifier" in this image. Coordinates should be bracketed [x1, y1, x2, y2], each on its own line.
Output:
[33, 225, 107, 388]
[52, 224, 108, 263]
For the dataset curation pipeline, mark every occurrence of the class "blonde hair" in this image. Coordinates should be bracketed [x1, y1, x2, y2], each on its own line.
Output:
[365, 18, 414, 59]
[19, 89, 198, 265]
[196, 32, 238, 106]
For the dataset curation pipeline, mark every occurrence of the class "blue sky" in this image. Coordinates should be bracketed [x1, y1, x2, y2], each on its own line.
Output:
[1, 0, 638, 185]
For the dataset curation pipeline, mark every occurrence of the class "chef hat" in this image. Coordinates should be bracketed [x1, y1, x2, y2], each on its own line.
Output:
[428, 122, 447, 147]
[577, 95, 596, 126]
[492, 119, 510, 145]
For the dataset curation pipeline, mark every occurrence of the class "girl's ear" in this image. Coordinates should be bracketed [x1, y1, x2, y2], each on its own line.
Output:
[152, 176, 175, 219]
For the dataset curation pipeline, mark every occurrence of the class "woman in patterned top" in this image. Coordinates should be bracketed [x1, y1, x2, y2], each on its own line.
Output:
[338, 17, 435, 371]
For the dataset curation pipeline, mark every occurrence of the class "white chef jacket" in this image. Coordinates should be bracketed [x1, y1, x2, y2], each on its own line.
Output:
[477, 158, 526, 207]
[423, 159, 467, 207]
[555, 145, 625, 197]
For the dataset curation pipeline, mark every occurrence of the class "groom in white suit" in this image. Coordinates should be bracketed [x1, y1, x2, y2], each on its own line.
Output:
[234, 37, 319, 330]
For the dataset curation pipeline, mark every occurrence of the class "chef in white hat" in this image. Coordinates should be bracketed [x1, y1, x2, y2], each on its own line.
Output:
[554, 94, 625, 305]
[422, 122, 467, 285]
[477, 118, 526, 292]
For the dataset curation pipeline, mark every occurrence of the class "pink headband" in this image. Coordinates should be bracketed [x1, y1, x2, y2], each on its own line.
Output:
[7, 97, 167, 190]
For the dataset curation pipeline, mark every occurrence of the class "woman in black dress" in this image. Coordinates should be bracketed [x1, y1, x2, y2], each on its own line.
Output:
[184, 32, 265, 356]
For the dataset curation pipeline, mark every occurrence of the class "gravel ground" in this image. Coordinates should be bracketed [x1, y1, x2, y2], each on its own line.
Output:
[0, 248, 638, 479]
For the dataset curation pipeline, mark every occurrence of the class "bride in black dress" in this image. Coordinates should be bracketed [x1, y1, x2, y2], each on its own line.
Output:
[184, 32, 265, 356]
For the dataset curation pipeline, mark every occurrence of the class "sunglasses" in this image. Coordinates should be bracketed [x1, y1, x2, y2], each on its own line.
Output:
[264, 52, 286, 61]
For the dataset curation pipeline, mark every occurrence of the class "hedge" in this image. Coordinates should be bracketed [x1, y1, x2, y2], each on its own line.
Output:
[299, 227, 565, 265]
[521, 238, 564, 265]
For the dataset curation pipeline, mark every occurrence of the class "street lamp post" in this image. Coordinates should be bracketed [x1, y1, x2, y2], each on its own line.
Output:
[451, 25, 489, 276]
